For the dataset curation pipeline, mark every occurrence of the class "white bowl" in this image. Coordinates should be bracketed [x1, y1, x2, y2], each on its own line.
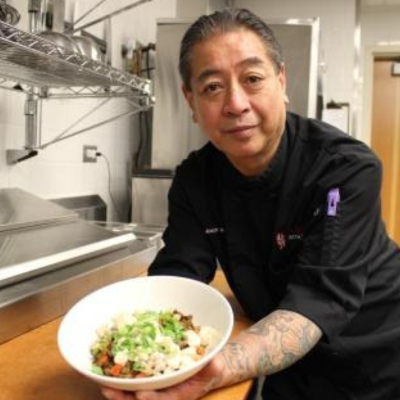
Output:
[58, 276, 233, 391]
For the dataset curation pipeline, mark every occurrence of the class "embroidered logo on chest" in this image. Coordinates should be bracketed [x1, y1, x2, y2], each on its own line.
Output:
[275, 228, 304, 250]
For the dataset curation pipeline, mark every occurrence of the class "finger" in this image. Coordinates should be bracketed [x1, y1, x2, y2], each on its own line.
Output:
[135, 379, 206, 400]
[101, 387, 137, 400]
[136, 391, 168, 400]
[136, 389, 179, 400]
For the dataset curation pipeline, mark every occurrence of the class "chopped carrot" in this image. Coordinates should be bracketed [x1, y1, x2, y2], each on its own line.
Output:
[196, 346, 206, 355]
[110, 364, 123, 376]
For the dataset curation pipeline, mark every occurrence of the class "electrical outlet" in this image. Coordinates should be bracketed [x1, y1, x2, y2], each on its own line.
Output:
[83, 145, 97, 163]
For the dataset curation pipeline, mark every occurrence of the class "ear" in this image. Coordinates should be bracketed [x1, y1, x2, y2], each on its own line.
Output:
[278, 62, 287, 93]
[182, 85, 197, 123]
[182, 85, 194, 107]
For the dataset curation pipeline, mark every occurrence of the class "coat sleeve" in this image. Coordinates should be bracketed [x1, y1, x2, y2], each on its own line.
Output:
[148, 165, 218, 283]
[278, 152, 385, 340]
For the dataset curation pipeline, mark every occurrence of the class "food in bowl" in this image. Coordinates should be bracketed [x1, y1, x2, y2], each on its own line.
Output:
[90, 309, 222, 378]
[58, 276, 233, 391]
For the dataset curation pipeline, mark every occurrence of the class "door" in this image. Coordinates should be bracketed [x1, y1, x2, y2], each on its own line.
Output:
[370, 58, 400, 245]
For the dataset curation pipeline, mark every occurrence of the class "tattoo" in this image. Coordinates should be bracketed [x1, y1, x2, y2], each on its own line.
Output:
[220, 309, 322, 383]
[220, 342, 251, 381]
[250, 310, 322, 374]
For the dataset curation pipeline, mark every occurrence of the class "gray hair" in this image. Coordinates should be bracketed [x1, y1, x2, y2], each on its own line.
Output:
[179, 8, 284, 90]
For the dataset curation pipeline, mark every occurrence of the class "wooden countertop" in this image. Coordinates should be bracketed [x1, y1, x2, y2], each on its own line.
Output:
[0, 271, 254, 400]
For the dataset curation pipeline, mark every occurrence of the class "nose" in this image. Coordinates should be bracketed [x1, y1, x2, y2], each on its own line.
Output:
[223, 84, 250, 117]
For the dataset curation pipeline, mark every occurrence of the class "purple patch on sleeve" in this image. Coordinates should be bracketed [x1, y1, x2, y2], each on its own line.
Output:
[327, 188, 340, 216]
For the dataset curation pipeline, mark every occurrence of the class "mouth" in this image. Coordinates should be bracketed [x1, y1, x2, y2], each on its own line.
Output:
[222, 124, 258, 134]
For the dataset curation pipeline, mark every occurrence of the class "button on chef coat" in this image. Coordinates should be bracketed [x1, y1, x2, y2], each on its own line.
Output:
[149, 112, 400, 400]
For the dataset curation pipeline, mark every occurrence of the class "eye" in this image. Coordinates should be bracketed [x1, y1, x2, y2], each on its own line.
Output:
[202, 82, 223, 95]
[246, 75, 264, 85]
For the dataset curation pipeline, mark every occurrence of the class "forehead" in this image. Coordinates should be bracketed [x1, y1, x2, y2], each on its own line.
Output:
[189, 29, 273, 78]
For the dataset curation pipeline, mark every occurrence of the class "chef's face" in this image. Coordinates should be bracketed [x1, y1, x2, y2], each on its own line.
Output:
[183, 28, 287, 176]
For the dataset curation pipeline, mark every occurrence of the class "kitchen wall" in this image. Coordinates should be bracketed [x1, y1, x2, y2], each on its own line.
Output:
[360, 3, 400, 53]
[1, 1, 399, 222]
[359, 2, 400, 143]
[0, 0, 176, 222]
[233, 0, 357, 118]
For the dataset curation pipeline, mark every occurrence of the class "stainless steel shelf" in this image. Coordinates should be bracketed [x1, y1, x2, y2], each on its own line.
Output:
[0, 20, 152, 97]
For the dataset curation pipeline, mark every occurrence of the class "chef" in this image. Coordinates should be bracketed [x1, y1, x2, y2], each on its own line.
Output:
[102, 7, 400, 400]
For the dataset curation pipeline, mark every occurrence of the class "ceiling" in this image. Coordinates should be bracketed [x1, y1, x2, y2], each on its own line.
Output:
[362, 0, 400, 5]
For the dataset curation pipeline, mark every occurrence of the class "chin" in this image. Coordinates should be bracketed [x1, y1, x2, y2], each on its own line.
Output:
[231, 141, 266, 156]
[226, 148, 262, 163]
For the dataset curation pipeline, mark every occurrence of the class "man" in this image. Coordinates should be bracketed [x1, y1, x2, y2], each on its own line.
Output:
[103, 8, 400, 400]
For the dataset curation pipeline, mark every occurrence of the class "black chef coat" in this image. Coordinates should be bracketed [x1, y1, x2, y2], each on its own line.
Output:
[148, 112, 400, 400]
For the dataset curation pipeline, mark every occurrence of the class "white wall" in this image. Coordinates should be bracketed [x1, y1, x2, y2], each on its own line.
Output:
[359, 4, 400, 143]
[361, 4, 400, 49]
[0, 0, 176, 221]
[234, 0, 356, 109]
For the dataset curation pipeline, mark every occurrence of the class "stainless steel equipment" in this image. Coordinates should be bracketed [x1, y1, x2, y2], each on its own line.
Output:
[0, 187, 76, 232]
[37, 30, 80, 54]
[50, 194, 107, 221]
[131, 169, 174, 226]
[0, 187, 158, 344]
[0, 188, 136, 288]
[0, 19, 152, 94]
[92, 220, 164, 250]
[0, 0, 20, 26]
[0, 16, 153, 164]
[71, 35, 104, 62]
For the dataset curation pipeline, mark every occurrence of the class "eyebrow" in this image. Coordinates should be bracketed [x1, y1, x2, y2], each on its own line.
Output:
[195, 56, 266, 85]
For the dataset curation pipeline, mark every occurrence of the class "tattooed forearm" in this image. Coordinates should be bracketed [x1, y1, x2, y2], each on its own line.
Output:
[217, 310, 322, 386]
[248, 310, 322, 374]
[220, 342, 251, 381]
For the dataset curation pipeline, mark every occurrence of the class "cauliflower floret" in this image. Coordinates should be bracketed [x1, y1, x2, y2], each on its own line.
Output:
[155, 334, 181, 357]
[199, 326, 221, 348]
[112, 312, 137, 329]
[153, 353, 168, 374]
[143, 352, 168, 375]
[166, 353, 182, 370]
[185, 330, 201, 348]
[114, 351, 129, 366]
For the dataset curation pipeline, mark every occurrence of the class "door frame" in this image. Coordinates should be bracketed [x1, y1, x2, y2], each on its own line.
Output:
[362, 45, 400, 146]
[362, 46, 400, 242]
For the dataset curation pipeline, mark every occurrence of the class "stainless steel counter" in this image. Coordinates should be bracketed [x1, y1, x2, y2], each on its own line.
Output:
[0, 188, 135, 288]
[0, 187, 77, 232]
[0, 240, 157, 345]
[0, 188, 160, 344]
